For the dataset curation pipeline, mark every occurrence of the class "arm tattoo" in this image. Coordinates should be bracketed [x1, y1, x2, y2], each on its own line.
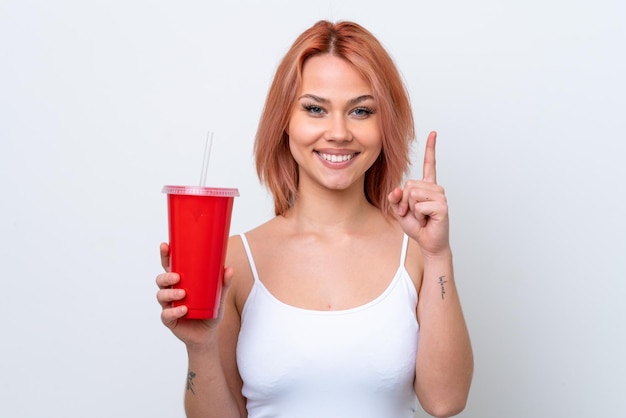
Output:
[438, 276, 447, 300]
[186, 370, 196, 394]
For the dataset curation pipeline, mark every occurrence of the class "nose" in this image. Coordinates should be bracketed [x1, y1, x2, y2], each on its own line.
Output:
[324, 114, 353, 142]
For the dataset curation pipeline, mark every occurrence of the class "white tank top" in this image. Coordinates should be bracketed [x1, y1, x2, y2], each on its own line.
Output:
[237, 234, 419, 418]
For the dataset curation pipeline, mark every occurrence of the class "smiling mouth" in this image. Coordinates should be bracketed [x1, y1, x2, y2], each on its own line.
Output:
[317, 152, 358, 163]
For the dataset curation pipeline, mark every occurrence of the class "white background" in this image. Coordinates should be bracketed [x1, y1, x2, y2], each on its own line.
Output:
[1, 1, 625, 417]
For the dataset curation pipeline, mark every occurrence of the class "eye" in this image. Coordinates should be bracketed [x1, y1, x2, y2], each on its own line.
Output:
[351, 106, 375, 118]
[303, 103, 325, 116]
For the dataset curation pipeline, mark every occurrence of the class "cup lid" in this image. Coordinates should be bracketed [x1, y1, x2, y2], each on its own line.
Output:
[162, 185, 239, 197]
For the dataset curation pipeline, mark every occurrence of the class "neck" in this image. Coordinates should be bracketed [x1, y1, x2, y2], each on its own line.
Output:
[285, 178, 378, 233]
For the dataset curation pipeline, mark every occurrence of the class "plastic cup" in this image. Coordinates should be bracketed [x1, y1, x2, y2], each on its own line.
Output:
[162, 185, 239, 319]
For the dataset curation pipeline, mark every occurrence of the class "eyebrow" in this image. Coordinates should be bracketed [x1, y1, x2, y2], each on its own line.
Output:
[298, 94, 375, 107]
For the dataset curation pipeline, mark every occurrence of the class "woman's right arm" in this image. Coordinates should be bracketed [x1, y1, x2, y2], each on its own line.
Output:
[156, 242, 247, 417]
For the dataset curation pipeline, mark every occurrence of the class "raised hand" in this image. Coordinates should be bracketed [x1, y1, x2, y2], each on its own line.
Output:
[388, 131, 450, 257]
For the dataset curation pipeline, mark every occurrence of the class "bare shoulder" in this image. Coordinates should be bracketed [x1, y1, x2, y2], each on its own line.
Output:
[247, 215, 284, 235]
[225, 217, 283, 313]
[225, 234, 254, 315]
[226, 234, 249, 271]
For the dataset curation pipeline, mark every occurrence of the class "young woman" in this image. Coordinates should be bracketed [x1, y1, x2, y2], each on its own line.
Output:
[156, 20, 473, 418]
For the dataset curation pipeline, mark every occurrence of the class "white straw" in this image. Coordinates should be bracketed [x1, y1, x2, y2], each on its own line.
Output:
[200, 131, 214, 187]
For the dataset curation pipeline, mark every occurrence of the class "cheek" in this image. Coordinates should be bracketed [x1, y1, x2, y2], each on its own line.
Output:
[287, 137, 303, 162]
[354, 118, 382, 145]
[286, 114, 302, 140]
[371, 125, 384, 154]
[363, 130, 383, 154]
[365, 134, 384, 165]
[285, 117, 293, 137]
[287, 117, 321, 145]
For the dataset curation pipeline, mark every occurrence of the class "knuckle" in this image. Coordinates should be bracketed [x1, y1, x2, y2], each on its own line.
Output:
[155, 274, 165, 287]
[408, 188, 420, 199]
[158, 288, 184, 304]
[156, 289, 169, 304]
[160, 310, 173, 325]
[404, 179, 418, 188]
[156, 273, 174, 288]
[167, 272, 179, 284]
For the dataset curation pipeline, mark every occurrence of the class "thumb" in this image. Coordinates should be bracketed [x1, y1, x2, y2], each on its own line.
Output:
[388, 187, 407, 216]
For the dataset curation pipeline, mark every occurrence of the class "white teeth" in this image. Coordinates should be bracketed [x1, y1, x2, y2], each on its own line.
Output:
[320, 153, 355, 163]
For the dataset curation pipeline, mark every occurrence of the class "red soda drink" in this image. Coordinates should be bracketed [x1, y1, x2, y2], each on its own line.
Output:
[163, 186, 239, 319]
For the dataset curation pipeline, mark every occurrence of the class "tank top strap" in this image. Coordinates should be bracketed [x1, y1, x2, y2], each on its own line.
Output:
[241, 233, 409, 283]
[399, 233, 410, 267]
[240, 233, 261, 284]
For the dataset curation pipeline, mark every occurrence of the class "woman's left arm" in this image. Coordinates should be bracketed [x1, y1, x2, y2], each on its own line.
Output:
[388, 131, 473, 417]
[412, 248, 473, 417]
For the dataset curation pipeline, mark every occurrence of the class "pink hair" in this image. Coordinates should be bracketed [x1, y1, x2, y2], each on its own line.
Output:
[255, 20, 415, 216]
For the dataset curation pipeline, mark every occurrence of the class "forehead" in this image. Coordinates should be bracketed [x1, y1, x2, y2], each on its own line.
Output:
[299, 54, 372, 97]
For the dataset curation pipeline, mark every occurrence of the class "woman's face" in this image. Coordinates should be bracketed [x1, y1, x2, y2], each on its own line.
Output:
[287, 54, 382, 194]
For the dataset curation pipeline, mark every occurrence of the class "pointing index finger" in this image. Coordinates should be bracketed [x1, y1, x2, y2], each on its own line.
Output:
[422, 131, 438, 184]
